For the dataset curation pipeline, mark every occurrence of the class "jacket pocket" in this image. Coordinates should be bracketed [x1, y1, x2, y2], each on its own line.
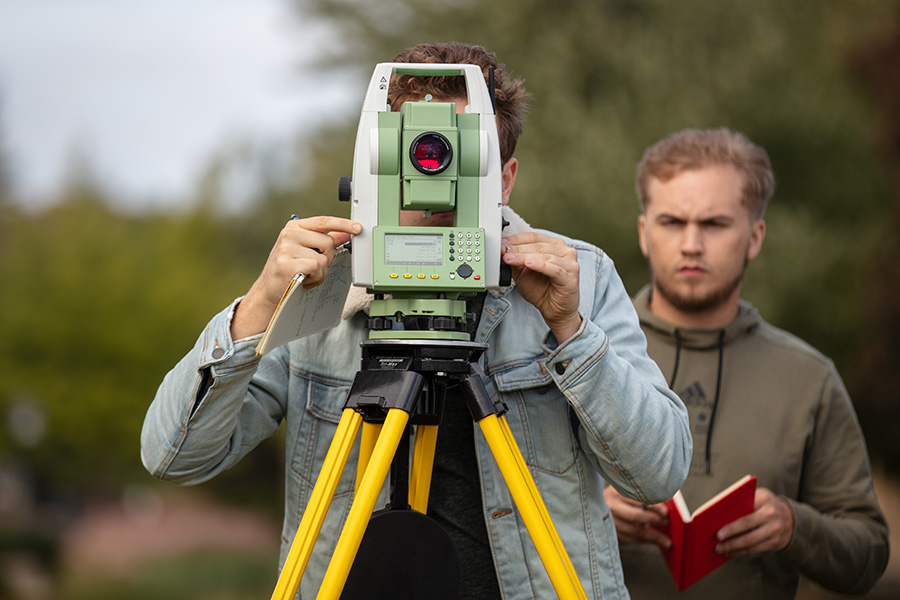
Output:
[490, 360, 577, 475]
[288, 375, 355, 497]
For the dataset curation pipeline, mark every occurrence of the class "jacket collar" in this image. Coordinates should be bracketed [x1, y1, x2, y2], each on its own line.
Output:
[632, 284, 760, 349]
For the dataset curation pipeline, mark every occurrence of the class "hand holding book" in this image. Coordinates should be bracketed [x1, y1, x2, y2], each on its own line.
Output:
[711, 485, 795, 558]
[603, 486, 673, 547]
[654, 475, 757, 591]
[607, 476, 798, 591]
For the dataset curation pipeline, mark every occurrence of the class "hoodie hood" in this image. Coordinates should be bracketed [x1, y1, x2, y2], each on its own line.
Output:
[633, 284, 761, 349]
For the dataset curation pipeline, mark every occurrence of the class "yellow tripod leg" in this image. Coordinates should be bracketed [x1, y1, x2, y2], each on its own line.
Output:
[409, 424, 439, 513]
[356, 421, 382, 495]
[317, 407, 411, 600]
[478, 414, 588, 600]
[497, 416, 587, 600]
[270, 408, 363, 600]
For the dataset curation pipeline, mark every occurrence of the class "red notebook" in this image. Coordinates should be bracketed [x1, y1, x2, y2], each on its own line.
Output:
[657, 475, 757, 591]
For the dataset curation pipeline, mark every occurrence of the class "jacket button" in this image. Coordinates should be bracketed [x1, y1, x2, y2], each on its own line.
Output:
[212, 348, 225, 359]
[555, 362, 566, 375]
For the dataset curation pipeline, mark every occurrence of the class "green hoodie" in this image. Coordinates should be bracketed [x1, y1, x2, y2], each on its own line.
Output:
[618, 285, 889, 599]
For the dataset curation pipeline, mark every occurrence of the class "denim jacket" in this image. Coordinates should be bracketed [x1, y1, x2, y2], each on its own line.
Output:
[141, 210, 691, 599]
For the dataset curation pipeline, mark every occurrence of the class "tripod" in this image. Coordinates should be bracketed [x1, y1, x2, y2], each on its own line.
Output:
[270, 338, 588, 599]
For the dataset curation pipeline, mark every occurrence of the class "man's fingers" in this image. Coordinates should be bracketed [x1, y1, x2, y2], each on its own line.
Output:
[286, 218, 359, 253]
[612, 509, 672, 547]
[504, 239, 570, 259]
[503, 234, 578, 275]
[290, 215, 362, 236]
[504, 253, 567, 277]
[328, 230, 354, 248]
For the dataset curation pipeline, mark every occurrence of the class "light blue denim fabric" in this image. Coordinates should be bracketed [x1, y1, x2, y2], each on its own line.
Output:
[141, 229, 691, 600]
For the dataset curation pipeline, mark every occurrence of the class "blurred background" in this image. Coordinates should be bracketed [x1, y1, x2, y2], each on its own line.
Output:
[2, 0, 899, 598]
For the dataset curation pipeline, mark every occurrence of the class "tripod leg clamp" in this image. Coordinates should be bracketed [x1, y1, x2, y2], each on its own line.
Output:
[459, 368, 507, 421]
[346, 370, 426, 422]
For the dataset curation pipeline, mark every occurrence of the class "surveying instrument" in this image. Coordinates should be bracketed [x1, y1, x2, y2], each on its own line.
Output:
[270, 63, 588, 599]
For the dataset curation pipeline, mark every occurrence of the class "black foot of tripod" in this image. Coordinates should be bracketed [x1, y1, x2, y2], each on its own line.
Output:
[270, 339, 588, 600]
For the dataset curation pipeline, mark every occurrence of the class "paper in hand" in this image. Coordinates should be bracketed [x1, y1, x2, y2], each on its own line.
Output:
[255, 247, 353, 356]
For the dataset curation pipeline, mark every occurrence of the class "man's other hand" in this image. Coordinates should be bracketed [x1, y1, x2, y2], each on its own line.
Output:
[604, 485, 672, 548]
[502, 232, 583, 343]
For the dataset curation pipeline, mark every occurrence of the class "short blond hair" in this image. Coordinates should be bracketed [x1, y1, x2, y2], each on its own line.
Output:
[637, 128, 775, 219]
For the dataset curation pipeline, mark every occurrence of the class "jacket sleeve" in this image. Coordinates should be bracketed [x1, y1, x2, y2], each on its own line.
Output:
[140, 301, 287, 485]
[542, 249, 692, 504]
[779, 367, 890, 594]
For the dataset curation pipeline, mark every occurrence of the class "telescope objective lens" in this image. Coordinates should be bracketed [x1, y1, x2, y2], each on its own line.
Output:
[410, 132, 452, 174]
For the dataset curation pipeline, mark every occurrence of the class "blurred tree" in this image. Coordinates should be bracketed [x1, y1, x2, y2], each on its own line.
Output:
[848, 16, 900, 471]
[282, 0, 900, 468]
[0, 164, 266, 491]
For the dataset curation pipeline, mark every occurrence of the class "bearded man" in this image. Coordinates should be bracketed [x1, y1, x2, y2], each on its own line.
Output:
[605, 127, 889, 600]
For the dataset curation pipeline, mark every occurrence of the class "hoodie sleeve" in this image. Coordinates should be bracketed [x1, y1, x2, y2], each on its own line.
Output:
[778, 366, 889, 594]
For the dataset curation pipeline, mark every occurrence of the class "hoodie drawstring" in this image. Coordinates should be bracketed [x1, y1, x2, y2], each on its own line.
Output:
[668, 330, 683, 389]
[668, 328, 725, 474]
[704, 330, 725, 474]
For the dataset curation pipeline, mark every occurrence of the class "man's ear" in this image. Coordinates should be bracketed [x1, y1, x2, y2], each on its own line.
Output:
[638, 214, 649, 258]
[501, 158, 518, 205]
[747, 219, 766, 262]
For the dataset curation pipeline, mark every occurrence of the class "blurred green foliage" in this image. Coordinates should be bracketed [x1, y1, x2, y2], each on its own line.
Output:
[0, 0, 899, 505]
[62, 550, 278, 600]
[0, 174, 268, 490]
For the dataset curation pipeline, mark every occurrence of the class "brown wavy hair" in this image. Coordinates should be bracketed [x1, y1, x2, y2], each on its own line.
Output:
[390, 42, 530, 166]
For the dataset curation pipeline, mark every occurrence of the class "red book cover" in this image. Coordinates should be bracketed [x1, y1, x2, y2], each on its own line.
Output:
[657, 475, 757, 591]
